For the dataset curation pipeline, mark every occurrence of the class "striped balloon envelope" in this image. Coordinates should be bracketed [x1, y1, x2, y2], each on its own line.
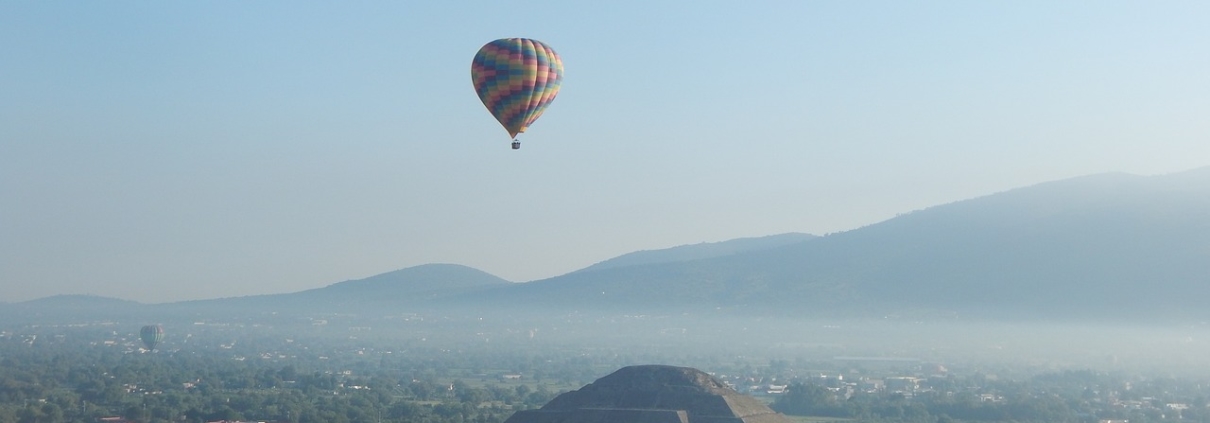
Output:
[140, 324, 164, 350]
[471, 38, 564, 144]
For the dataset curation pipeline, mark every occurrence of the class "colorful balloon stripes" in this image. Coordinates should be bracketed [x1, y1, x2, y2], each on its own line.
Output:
[471, 38, 564, 139]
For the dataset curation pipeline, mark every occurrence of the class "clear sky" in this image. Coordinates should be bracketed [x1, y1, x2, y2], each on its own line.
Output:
[2, 1, 1208, 303]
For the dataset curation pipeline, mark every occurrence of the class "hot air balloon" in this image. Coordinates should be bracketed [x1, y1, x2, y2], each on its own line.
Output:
[140, 325, 164, 350]
[471, 38, 564, 150]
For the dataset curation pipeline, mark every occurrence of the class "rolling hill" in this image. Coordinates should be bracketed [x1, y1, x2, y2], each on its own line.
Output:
[453, 167, 1210, 320]
[163, 263, 512, 313]
[9, 168, 1210, 322]
[573, 233, 817, 274]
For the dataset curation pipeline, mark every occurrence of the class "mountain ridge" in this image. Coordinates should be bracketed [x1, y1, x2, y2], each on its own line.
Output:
[574, 233, 817, 274]
[448, 167, 1210, 320]
[9, 167, 1210, 322]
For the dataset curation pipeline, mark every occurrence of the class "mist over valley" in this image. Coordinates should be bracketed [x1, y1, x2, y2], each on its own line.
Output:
[6, 169, 1210, 378]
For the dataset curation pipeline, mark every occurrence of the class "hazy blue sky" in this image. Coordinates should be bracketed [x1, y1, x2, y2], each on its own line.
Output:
[3, 2, 1207, 303]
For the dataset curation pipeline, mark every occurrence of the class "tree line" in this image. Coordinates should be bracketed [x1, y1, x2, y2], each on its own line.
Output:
[0, 341, 563, 423]
[770, 370, 1210, 423]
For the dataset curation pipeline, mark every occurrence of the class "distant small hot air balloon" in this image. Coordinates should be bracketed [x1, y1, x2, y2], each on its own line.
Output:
[140, 325, 164, 350]
[471, 38, 564, 150]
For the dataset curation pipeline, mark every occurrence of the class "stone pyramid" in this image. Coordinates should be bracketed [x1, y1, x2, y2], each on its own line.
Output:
[504, 365, 792, 423]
